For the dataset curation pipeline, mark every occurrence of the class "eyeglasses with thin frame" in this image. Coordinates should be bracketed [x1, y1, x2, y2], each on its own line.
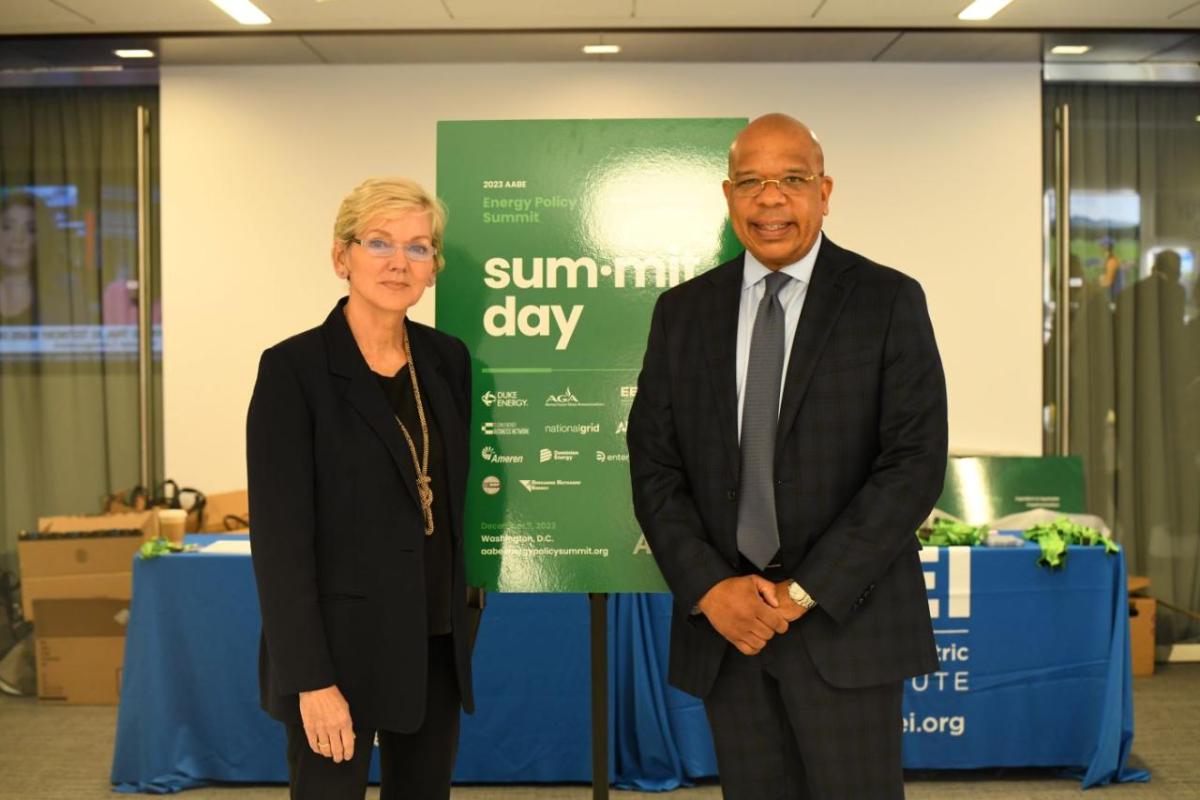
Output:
[729, 174, 824, 198]
[351, 238, 437, 262]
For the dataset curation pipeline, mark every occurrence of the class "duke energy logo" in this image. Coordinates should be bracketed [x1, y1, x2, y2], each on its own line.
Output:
[481, 390, 528, 408]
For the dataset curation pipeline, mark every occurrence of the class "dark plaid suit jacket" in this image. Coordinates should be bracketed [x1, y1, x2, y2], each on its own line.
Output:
[627, 238, 946, 698]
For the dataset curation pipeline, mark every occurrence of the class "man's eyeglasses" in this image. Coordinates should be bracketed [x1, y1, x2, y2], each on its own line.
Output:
[730, 174, 823, 198]
[351, 238, 437, 262]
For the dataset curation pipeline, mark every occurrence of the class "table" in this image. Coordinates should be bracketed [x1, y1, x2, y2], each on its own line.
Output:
[111, 535, 1146, 792]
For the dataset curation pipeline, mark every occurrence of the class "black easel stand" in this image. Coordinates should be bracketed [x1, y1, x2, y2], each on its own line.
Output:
[589, 592, 609, 800]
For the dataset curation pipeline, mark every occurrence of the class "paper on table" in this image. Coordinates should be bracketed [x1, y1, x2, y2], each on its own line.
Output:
[201, 540, 252, 555]
[989, 508, 1112, 538]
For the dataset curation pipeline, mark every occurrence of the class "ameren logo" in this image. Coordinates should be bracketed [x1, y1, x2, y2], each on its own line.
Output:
[481, 390, 528, 408]
[595, 450, 630, 463]
[545, 386, 603, 408]
[544, 423, 601, 435]
[615, 421, 628, 435]
[481, 446, 524, 464]
[481, 421, 530, 436]
[518, 478, 583, 493]
[540, 448, 579, 463]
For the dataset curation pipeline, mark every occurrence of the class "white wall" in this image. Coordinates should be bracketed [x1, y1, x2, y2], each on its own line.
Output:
[161, 62, 1044, 492]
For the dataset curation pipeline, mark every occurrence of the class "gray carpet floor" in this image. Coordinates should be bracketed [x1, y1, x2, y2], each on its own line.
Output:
[1, 663, 1196, 799]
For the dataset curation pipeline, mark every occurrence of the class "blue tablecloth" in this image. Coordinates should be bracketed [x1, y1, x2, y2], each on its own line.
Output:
[111, 535, 1146, 792]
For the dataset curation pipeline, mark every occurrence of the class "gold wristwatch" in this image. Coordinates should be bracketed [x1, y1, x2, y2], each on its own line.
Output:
[787, 581, 816, 609]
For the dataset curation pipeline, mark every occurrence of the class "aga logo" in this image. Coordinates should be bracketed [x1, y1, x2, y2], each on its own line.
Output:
[545, 387, 603, 408]
[920, 547, 971, 619]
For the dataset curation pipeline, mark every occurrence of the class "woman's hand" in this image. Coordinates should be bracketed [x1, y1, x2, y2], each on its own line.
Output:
[298, 684, 355, 762]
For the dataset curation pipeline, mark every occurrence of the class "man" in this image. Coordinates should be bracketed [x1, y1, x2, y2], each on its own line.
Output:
[627, 113, 947, 799]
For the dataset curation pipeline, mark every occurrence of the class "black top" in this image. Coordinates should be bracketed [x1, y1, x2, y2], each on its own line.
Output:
[374, 366, 453, 636]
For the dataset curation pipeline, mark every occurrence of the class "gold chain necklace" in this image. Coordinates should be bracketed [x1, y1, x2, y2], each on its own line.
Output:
[394, 323, 434, 536]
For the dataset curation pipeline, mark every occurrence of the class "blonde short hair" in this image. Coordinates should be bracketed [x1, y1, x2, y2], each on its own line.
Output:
[333, 177, 448, 272]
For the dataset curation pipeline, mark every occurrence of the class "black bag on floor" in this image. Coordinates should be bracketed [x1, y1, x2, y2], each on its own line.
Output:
[0, 571, 34, 696]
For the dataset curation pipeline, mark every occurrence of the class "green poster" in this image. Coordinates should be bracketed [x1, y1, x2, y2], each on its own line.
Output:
[436, 118, 745, 592]
[936, 456, 1085, 525]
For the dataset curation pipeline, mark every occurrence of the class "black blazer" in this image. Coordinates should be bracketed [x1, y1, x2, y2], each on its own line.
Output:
[627, 238, 946, 698]
[247, 299, 478, 732]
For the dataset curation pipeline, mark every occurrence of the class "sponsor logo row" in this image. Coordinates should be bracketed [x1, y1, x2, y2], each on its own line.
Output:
[480, 446, 629, 465]
[481, 475, 584, 495]
[481, 421, 628, 436]
[480, 386, 636, 409]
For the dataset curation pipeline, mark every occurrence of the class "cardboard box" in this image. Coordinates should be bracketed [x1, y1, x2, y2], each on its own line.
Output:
[17, 511, 155, 621]
[201, 489, 249, 533]
[33, 597, 127, 704]
[1129, 596, 1156, 677]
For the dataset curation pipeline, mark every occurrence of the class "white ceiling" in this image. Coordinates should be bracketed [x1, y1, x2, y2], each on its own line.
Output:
[1, 0, 1199, 34]
[0, 0, 1197, 70]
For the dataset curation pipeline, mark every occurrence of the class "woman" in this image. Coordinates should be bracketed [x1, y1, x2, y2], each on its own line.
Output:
[0, 189, 83, 327]
[0, 191, 37, 323]
[247, 177, 479, 799]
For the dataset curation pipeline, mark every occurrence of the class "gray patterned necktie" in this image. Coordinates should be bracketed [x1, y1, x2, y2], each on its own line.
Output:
[737, 270, 791, 569]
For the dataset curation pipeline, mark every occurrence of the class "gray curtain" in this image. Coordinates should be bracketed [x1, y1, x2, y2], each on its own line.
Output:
[0, 87, 161, 576]
[1044, 83, 1200, 645]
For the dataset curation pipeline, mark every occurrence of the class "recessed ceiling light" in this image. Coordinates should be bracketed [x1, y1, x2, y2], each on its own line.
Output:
[958, 0, 1015, 21]
[1051, 45, 1091, 56]
[1, 65, 124, 75]
[208, 0, 272, 25]
[114, 49, 155, 59]
[582, 44, 621, 55]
